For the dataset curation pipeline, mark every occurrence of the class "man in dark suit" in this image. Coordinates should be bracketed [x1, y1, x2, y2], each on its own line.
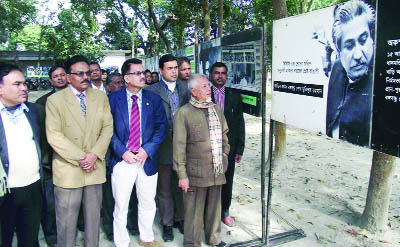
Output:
[0, 63, 44, 247]
[35, 65, 68, 247]
[145, 54, 190, 241]
[109, 58, 167, 247]
[210, 62, 245, 227]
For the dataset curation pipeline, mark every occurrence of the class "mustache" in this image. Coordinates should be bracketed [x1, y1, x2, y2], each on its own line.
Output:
[81, 80, 89, 84]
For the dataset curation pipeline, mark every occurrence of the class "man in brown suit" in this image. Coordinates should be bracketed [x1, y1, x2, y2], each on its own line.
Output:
[46, 55, 113, 247]
[173, 74, 229, 247]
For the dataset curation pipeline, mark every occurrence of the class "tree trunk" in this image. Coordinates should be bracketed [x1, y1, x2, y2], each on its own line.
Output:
[201, 0, 211, 41]
[217, 0, 223, 38]
[147, 0, 172, 52]
[272, 0, 288, 167]
[360, 151, 396, 233]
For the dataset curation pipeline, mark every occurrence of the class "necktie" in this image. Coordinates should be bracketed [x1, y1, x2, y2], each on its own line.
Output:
[77, 93, 86, 117]
[128, 95, 140, 152]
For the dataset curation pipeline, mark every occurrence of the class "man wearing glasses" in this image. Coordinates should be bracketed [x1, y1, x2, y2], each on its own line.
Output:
[45, 55, 113, 247]
[108, 58, 166, 247]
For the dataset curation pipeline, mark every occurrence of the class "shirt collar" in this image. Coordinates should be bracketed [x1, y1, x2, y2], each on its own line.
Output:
[69, 84, 86, 96]
[0, 102, 29, 114]
[213, 85, 225, 94]
[126, 88, 142, 99]
[162, 78, 177, 92]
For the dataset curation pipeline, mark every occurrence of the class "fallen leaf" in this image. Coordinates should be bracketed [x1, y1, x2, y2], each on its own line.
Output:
[346, 229, 359, 237]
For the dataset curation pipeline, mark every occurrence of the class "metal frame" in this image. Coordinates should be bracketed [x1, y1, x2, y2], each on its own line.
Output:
[229, 23, 306, 247]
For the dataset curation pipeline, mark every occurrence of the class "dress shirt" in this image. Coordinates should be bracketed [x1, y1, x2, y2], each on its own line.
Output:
[213, 85, 225, 111]
[91, 81, 106, 93]
[0, 102, 29, 125]
[127, 88, 142, 145]
[69, 85, 87, 106]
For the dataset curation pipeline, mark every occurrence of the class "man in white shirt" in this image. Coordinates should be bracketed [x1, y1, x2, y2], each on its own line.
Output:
[0, 63, 43, 247]
[89, 62, 106, 93]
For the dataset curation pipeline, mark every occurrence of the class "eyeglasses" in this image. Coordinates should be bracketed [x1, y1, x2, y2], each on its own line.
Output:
[70, 71, 91, 77]
[125, 71, 145, 76]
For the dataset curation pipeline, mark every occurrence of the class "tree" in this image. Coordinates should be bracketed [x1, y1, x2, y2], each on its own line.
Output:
[360, 152, 396, 233]
[201, 0, 211, 41]
[272, 0, 288, 167]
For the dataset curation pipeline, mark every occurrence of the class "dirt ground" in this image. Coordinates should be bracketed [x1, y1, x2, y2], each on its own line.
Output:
[26, 90, 400, 247]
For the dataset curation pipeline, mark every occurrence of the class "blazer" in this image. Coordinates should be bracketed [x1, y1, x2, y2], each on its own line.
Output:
[36, 88, 56, 169]
[108, 88, 167, 176]
[0, 102, 43, 179]
[211, 86, 245, 159]
[46, 87, 113, 188]
[145, 80, 190, 164]
[173, 103, 230, 187]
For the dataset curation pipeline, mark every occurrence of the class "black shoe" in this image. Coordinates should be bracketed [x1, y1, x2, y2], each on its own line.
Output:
[173, 220, 184, 234]
[128, 227, 140, 236]
[213, 241, 227, 247]
[162, 225, 174, 242]
[105, 233, 113, 241]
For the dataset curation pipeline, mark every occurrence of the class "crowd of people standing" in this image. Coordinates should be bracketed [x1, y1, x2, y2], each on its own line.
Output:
[0, 53, 245, 247]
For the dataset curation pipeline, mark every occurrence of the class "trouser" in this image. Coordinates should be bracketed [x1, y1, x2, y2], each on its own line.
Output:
[54, 184, 102, 247]
[221, 158, 235, 218]
[112, 161, 158, 247]
[102, 174, 138, 236]
[1, 180, 42, 247]
[41, 168, 57, 245]
[157, 164, 184, 226]
[183, 185, 222, 247]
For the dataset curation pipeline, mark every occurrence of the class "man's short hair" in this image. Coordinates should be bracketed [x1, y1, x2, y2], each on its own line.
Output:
[65, 55, 89, 74]
[177, 57, 190, 67]
[210, 62, 228, 74]
[121, 58, 142, 77]
[89, 61, 101, 69]
[48, 65, 66, 78]
[159, 54, 177, 69]
[106, 72, 122, 86]
[0, 63, 22, 85]
[332, 0, 375, 51]
[188, 74, 207, 90]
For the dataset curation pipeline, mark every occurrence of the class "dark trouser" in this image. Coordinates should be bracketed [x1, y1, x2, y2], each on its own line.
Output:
[102, 174, 138, 236]
[41, 168, 57, 245]
[183, 185, 222, 247]
[1, 180, 42, 247]
[221, 158, 235, 218]
[157, 164, 184, 226]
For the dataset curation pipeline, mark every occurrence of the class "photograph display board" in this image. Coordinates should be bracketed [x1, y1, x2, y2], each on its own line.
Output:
[143, 55, 159, 73]
[198, 38, 222, 78]
[371, 0, 400, 156]
[221, 28, 263, 93]
[272, 0, 376, 148]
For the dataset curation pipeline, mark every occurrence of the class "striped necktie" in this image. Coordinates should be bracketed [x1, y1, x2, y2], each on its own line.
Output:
[77, 93, 86, 117]
[128, 95, 140, 152]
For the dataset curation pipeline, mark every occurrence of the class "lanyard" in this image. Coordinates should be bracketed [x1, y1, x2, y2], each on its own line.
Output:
[162, 82, 179, 108]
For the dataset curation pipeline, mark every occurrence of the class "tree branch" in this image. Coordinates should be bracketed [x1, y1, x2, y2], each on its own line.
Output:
[147, 0, 171, 52]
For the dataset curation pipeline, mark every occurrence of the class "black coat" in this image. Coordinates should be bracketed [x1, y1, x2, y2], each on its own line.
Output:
[212, 86, 245, 159]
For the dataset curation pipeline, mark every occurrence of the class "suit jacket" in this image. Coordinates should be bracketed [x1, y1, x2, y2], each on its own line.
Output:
[173, 103, 230, 187]
[211, 86, 245, 159]
[108, 89, 167, 176]
[46, 87, 113, 188]
[145, 80, 190, 164]
[0, 102, 43, 178]
[326, 60, 372, 147]
[36, 89, 56, 169]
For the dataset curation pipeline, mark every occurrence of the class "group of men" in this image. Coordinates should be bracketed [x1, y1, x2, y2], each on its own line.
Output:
[0, 53, 245, 247]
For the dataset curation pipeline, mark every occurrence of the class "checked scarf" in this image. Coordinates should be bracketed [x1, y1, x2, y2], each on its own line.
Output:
[189, 96, 223, 177]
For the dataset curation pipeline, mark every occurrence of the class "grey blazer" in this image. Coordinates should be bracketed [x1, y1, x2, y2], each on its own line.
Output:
[145, 80, 190, 164]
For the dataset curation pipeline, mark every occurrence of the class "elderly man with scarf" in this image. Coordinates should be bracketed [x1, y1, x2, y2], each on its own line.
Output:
[173, 74, 229, 247]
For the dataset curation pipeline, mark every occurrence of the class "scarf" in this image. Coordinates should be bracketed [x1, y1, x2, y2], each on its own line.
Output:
[0, 159, 9, 197]
[189, 96, 223, 177]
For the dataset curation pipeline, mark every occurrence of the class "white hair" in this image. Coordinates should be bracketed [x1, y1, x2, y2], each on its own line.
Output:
[188, 74, 208, 89]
